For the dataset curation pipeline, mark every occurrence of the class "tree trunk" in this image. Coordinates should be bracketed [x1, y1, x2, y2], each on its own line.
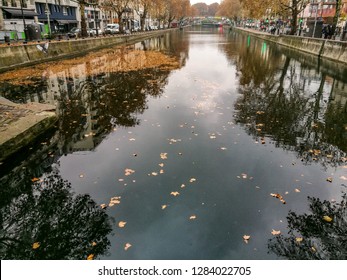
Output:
[80, 2, 88, 37]
[331, 0, 341, 36]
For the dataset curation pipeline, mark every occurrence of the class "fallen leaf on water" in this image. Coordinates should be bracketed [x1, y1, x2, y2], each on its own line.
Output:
[189, 215, 197, 220]
[92, 242, 97, 246]
[161, 205, 167, 210]
[124, 243, 132, 251]
[327, 177, 333, 183]
[181, 184, 186, 188]
[160, 169, 164, 174]
[220, 147, 227, 150]
[125, 168, 135, 176]
[31, 178, 40, 182]
[158, 163, 164, 167]
[100, 204, 107, 209]
[243, 235, 251, 244]
[189, 178, 196, 183]
[296, 237, 303, 242]
[79, 174, 84, 178]
[340, 176, 347, 180]
[118, 221, 127, 228]
[32, 242, 40, 249]
[271, 229, 281, 235]
[109, 196, 121, 207]
[170, 191, 180, 196]
[270, 193, 286, 204]
[129, 138, 136, 141]
[295, 188, 301, 193]
[151, 172, 158, 176]
[323, 215, 333, 222]
[87, 254, 94, 260]
[160, 153, 168, 160]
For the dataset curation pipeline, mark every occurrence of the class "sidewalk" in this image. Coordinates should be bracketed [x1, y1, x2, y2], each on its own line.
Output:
[0, 97, 57, 162]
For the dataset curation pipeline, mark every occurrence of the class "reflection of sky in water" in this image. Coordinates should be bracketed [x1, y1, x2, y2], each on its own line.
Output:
[56, 32, 346, 259]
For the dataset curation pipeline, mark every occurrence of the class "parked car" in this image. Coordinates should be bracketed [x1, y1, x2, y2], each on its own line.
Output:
[105, 24, 119, 34]
[67, 27, 93, 38]
[91, 28, 103, 36]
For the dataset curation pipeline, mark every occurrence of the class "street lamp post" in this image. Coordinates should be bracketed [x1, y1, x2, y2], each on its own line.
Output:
[20, 0, 28, 42]
[45, 0, 52, 38]
[312, 2, 318, 38]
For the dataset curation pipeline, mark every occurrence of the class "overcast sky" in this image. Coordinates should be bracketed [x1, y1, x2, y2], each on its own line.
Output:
[190, 0, 221, 5]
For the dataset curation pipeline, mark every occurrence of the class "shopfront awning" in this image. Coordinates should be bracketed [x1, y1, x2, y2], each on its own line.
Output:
[55, 20, 78, 24]
[3, 8, 38, 17]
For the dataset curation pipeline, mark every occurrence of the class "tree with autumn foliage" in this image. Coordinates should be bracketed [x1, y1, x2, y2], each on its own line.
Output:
[216, 0, 243, 21]
[150, 0, 190, 28]
[132, 0, 152, 31]
[100, 0, 132, 33]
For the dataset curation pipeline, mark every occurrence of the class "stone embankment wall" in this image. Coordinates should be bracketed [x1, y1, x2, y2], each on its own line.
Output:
[0, 30, 172, 73]
[235, 28, 347, 64]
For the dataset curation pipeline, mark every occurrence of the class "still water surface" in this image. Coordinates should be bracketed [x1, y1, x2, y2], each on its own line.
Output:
[1, 28, 346, 260]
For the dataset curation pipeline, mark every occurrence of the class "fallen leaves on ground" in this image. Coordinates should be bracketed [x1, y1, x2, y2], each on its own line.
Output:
[270, 193, 286, 204]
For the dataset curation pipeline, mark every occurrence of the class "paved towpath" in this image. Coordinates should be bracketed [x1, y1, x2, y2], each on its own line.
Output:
[0, 97, 57, 161]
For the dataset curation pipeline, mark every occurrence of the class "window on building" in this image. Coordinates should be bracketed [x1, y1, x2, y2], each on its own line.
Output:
[10, 0, 17, 7]
[63, 6, 68, 15]
[2, 0, 9, 7]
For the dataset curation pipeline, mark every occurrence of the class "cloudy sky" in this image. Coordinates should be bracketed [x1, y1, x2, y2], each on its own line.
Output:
[190, 0, 221, 5]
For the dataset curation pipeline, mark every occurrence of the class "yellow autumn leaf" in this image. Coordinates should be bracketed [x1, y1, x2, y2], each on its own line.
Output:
[32, 242, 40, 249]
[326, 177, 333, 183]
[296, 237, 303, 242]
[92, 242, 97, 246]
[124, 243, 132, 251]
[31, 178, 40, 182]
[160, 153, 168, 159]
[295, 188, 301, 193]
[323, 215, 333, 222]
[189, 215, 197, 220]
[161, 205, 167, 210]
[118, 221, 127, 228]
[189, 178, 196, 183]
[125, 168, 135, 176]
[87, 254, 94, 260]
[271, 229, 281, 235]
[170, 191, 180, 196]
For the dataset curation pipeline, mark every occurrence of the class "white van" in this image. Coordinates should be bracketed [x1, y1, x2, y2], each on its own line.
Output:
[105, 24, 119, 34]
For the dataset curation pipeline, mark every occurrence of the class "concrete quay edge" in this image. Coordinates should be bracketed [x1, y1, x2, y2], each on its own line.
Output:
[233, 27, 347, 65]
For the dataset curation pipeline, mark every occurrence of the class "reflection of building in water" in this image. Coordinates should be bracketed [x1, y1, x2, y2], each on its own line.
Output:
[330, 79, 347, 106]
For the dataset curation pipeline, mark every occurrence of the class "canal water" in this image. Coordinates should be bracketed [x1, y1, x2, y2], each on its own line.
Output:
[1, 27, 346, 260]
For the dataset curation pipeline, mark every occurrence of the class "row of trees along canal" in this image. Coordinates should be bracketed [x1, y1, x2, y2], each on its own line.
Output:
[218, 0, 343, 36]
[77, 0, 191, 37]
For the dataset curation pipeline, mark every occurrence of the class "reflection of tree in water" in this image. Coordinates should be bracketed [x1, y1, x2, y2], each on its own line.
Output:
[222, 34, 347, 167]
[0, 172, 112, 260]
[268, 192, 347, 259]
